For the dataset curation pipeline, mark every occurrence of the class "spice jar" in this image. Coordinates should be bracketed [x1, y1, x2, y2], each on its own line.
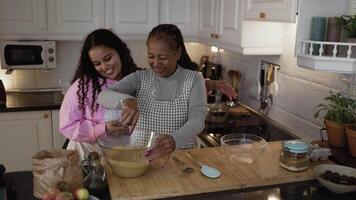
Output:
[279, 140, 310, 171]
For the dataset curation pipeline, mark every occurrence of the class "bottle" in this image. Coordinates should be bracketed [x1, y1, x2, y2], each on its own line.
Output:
[81, 152, 108, 195]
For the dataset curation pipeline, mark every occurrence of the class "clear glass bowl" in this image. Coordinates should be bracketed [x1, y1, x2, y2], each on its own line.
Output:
[97, 129, 157, 178]
[220, 133, 267, 164]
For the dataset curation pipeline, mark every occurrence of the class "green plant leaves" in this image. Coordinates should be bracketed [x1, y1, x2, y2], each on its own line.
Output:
[314, 91, 356, 124]
[337, 15, 356, 38]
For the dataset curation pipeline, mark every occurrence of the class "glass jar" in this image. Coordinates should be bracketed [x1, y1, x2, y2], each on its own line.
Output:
[279, 140, 310, 171]
[81, 152, 108, 195]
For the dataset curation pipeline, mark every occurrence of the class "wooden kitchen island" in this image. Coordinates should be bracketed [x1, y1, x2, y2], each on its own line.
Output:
[106, 142, 331, 200]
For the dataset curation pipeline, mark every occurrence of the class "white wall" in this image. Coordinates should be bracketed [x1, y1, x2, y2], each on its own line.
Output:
[0, 41, 208, 91]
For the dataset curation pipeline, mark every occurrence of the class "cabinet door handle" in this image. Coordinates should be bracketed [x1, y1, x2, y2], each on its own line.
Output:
[259, 12, 266, 19]
[214, 34, 219, 39]
[43, 113, 49, 119]
[211, 33, 215, 38]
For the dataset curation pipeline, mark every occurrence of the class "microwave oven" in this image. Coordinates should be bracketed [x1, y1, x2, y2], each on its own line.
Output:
[0, 41, 56, 70]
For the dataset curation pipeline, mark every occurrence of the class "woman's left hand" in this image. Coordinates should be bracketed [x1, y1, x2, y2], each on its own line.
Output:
[121, 98, 139, 133]
[145, 134, 176, 167]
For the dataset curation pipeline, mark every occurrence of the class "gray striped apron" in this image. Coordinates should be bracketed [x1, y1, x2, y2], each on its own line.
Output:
[130, 69, 196, 149]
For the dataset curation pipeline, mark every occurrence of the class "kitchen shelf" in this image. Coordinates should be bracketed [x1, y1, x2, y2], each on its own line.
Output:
[296, 40, 356, 74]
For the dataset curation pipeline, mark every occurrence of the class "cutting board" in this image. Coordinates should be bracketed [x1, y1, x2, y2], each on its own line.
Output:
[105, 142, 331, 200]
[228, 105, 251, 116]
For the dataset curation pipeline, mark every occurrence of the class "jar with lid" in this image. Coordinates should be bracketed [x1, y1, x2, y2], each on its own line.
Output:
[81, 152, 108, 195]
[279, 140, 310, 171]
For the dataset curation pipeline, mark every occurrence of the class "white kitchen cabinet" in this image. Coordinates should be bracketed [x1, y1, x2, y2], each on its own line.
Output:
[243, 0, 298, 23]
[51, 109, 67, 149]
[160, 0, 199, 41]
[295, 0, 356, 74]
[198, 0, 285, 55]
[0, 0, 106, 40]
[110, 0, 159, 39]
[0, 111, 53, 172]
[0, 0, 47, 38]
[46, 0, 106, 40]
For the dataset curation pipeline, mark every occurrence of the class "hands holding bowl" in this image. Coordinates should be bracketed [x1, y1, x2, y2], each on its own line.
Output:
[105, 97, 175, 168]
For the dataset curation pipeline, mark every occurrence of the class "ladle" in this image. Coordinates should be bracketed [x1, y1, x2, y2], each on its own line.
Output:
[185, 152, 221, 179]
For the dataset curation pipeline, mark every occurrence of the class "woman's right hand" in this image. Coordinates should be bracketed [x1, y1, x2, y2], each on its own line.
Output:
[120, 98, 139, 133]
[105, 120, 130, 136]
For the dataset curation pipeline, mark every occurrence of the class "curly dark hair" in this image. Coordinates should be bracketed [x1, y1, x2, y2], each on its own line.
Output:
[146, 24, 197, 71]
[72, 29, 138, 116]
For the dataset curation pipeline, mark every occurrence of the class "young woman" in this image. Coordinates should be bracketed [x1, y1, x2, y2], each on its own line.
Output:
[98, 24, 207, 163]
[59, 29, 138, 160]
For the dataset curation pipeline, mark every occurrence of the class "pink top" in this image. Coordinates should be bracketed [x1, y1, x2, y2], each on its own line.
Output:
[59, 78, 116, 142]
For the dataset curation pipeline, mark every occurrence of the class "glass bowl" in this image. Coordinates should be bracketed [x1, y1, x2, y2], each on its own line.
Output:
[97, 129, 157, 178]
[206, 103, 229, 123]
[220, 133, 267, 164]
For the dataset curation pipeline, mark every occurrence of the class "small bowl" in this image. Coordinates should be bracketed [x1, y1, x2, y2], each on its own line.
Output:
[97, 129, 158, 178]
[221, 133, 267, 164]
[206, 103, 229, 123]
[314, 164, 356, 193]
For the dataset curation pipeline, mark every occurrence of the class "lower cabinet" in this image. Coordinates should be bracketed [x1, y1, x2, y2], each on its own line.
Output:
[51, 110, 67, 149]
[0, 109, 65, 172]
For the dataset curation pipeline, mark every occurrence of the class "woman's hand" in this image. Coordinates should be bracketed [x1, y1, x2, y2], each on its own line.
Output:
[145, 134, 176, 167]
[120, 98, 139, 133]
[105, 120, 130, 136]
[205, 79, 238, 101]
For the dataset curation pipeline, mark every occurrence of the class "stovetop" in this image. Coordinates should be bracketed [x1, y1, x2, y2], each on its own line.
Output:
[198, 104, 299, 147]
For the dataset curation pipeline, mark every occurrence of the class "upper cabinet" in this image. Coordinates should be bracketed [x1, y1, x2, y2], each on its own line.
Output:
[0, 0, 106, 40]
[46, 0, 106, 39]
[0, 0, 47, 37]
[243, 0, 298, 23]
[295, 0, 355, 74]
[160, 0, 199, 41]
[111, 0, 159, 39]
[198, 0, 287, 55]
[0, 0, 159, 40]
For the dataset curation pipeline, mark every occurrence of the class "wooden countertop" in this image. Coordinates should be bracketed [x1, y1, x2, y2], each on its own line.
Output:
[105, 142, 331, 200]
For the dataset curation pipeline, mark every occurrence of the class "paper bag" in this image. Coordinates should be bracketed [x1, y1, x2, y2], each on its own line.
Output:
[32, 150, 83, 199]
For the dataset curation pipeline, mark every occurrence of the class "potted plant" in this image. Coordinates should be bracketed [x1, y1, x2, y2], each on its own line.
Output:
[314, 91, 356, 147]
[336, 15, 356, 40]
[346, 111, 356, 156]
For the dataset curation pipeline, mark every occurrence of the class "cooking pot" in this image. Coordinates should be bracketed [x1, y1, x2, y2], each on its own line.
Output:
[206, 103, 229, 123]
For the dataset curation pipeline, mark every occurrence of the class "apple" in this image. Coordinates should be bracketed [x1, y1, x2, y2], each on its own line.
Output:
[42, 187, 61, 200]
[55, 192, 74, 200]
[72, 187, 89, 200]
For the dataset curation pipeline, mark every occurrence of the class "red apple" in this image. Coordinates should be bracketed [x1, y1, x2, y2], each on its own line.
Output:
[55, 192, 74, 200]
[42, 187, 61, 200]
[72, 187, 89, 200]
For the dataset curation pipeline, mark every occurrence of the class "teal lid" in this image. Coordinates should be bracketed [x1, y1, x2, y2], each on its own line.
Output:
[284, 140, 309, 153]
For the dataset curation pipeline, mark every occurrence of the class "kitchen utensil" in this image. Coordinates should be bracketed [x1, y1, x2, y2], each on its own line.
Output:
[226, 70, 241, 107]
[185, 152, 221, 179]
[221, 133, 267, 164]
[314, 164, 356, 193]
[172, 155, 193, 173]
[97, 129, 157, 178]
[270, 67, 278, 96]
